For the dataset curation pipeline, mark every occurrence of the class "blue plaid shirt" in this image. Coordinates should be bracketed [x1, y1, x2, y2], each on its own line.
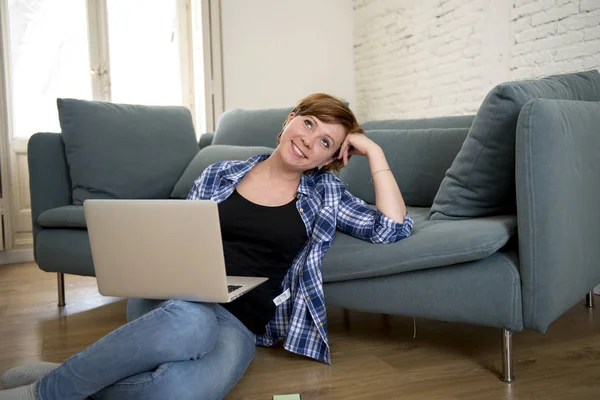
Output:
[187, 154, 414, 364]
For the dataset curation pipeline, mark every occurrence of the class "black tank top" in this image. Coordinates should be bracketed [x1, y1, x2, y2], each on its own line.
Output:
[218, 189, 308, 334]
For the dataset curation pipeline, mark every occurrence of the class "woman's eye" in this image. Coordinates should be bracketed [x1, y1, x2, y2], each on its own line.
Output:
[304, 119, 312, 129]
[320, 138, 330, 148]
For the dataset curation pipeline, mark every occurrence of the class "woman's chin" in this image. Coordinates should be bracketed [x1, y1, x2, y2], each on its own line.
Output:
[284, 157, 315, 172]
[273, 149, 316, 172]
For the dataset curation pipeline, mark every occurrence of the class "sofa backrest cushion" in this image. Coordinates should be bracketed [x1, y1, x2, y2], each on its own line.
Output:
[171, 145, 274, 199]
[212, 107, 292, 147]
[339, 128, 469, 207]
[430, 69, 600, 220]
[57, 98, 199, 205]
[198, 133, 214, 149]
[361, 115, 475, 130]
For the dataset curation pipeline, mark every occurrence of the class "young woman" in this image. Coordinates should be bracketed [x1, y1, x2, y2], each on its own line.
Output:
[0, 93, 413, 400]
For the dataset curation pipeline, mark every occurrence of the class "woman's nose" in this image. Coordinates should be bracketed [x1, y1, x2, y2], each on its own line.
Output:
[301, 136, 312, 148]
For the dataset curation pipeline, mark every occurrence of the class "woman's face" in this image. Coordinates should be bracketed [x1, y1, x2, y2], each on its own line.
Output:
[277, 113, 347, 172]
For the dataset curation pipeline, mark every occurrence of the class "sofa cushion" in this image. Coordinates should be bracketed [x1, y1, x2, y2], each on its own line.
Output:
[171, 145, 274, 198]
[35, 229, 95, 276]
[324, 248, 523, 332]
[199, 133, 214, 149]
[339, 128, 469, 207]
[361, 115, 475, 130]
[212, 107, 292, 147]
[323, 207, 517, 282]
[38, 206, 86, 228]
[430, 70, 600, 220]
[57, 98, 199, 205]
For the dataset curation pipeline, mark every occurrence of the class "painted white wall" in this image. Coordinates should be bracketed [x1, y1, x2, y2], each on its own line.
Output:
[220, 0, 355, 113]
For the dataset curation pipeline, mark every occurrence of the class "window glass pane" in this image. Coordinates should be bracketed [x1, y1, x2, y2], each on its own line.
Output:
[7, 0, 92, 138]
[107, 0, 183, 106]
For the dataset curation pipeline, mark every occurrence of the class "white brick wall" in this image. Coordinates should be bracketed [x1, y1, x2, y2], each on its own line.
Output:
[354, 0, 600, 122]
[511, 0, 600, 79]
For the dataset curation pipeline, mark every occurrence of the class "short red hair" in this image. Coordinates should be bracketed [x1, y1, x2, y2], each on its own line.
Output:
[276, 93, 363, 172]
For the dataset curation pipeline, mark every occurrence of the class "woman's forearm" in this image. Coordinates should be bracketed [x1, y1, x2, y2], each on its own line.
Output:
[367, 146, 407, 223]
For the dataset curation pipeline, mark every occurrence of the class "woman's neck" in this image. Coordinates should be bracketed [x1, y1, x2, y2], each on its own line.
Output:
[254, 152, 302, 186]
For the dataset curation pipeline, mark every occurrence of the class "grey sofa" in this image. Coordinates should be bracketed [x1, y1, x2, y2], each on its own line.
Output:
[28, 70, 600, 381]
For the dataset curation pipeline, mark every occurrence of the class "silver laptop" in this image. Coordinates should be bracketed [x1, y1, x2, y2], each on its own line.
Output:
[83, 199, 268, 303]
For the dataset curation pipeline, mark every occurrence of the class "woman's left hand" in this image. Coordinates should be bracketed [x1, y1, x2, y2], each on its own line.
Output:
[336, 133, 381, 167]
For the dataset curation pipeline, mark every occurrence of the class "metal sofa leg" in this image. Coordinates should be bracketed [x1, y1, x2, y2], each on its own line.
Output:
[57, 273, 66, 307]
[500, 329, 515, 382]
[586, 291, 595, 308]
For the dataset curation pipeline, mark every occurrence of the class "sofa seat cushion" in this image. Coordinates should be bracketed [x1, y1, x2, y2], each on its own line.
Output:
[38, 206, 86, 229]
[323, 207, 517, 282]
[58, 98, 199, 205]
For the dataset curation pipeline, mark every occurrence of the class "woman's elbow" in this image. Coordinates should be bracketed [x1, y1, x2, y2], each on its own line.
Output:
[370, 226, 412, 244]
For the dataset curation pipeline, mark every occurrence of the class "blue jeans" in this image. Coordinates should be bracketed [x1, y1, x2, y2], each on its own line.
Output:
[36, 299, 256, 400]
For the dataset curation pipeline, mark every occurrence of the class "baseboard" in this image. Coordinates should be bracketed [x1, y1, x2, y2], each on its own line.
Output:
[0, 248, 34, 265]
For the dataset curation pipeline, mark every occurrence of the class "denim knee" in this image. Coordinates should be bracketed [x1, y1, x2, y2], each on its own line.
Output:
[156, 300, 219, 359]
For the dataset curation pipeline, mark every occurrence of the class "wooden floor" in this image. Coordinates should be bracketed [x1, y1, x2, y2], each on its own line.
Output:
[1, 263, 599, 399]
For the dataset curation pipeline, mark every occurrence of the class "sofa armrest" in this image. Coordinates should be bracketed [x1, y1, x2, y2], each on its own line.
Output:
[198, 132, 214, 150]
[28, 133, 72, 242]
[516, 99, 600, 332]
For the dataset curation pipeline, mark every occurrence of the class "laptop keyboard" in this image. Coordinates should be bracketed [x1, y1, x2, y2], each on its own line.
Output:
[228, 285, 243, 293]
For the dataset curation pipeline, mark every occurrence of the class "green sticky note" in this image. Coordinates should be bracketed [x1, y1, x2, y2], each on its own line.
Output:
[273, 395, 301, 400]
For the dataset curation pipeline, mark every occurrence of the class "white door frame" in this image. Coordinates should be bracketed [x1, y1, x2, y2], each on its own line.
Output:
[201, 0, 224, 132]
[0, 0, 15, 251]
[179, 0, 196, 127]
[87, 0, 111, 102]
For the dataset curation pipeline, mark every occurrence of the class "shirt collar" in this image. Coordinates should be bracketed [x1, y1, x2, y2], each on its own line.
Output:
[220, 153, 318, 199]
[297, 172, 316, 198]
[220, 153, 268, 183]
